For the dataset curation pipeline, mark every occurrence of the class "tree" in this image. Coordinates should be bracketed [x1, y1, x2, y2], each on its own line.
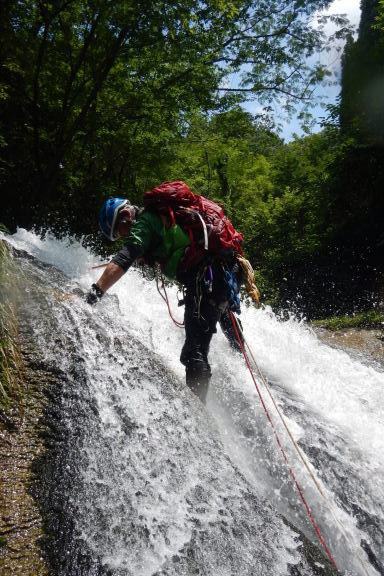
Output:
[332, 0, 384, 250]
[0, 0, 348, 236]
[339, 0, 384, 144]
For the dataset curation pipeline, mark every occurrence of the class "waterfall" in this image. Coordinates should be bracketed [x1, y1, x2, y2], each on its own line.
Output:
[3, 228, 383, 576]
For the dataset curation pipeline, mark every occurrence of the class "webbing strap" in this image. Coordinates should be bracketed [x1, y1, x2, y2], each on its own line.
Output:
[160, 213, 169, 229]
[196, 212, 208, 250]
[168, 206, 176, 227]
[188, 228, 195, 250]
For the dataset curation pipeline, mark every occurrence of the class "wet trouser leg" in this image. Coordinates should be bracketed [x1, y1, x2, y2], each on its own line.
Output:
[219, 309, 244, 353]
[180, 293, 222, 403]
[179, 259, 242, 402]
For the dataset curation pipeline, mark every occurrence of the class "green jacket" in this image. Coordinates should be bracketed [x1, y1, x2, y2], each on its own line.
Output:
[128, 210, 190, 280]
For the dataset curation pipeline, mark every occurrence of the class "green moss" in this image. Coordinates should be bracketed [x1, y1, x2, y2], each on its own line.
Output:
[0, 535, 7, 547]
[0, 223, 10, 234]
[0, 240, 25, 417]
[313, 309, 384, 331]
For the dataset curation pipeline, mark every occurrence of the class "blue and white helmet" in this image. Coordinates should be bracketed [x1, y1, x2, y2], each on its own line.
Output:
[99, 198, 136, 241]
[99, 198, 128, 240]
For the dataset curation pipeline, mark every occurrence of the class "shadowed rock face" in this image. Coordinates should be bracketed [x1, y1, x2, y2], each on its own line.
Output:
[1, 241, 337, 576]
[0, 241, 50, 576]
[0, 342, 51, 576]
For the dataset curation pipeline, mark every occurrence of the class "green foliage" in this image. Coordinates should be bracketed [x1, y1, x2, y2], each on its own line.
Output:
[0, 535, 7, 547]
[0, 0, 346, 239]
[313, 310, 384, 331]
[226, 129, 339, 302]
[329, 0, 384, 262]
[1, 0, 381, 318]
[374, 0, 384, 30]
[0, 241, 25, 417]
[340, 0, 384, 145]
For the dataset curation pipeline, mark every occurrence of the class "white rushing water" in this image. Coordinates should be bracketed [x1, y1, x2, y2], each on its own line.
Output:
[4, 228, 384, 576]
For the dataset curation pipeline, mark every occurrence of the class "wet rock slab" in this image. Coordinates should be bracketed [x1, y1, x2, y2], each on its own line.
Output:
[315, 327, 384, 367]
[0, 342, 51, 576]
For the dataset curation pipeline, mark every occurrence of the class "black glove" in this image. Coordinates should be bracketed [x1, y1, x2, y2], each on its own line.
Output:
[85, 283, 104, 305]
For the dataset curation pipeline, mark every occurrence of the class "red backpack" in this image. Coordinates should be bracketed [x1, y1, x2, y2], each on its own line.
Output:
[143, 181, 243, 270]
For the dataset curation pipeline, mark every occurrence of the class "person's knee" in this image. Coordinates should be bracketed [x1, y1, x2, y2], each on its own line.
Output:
[180, 339, 212, 368]
[185, 361, 211, 380]
[220, 310, 243, 352]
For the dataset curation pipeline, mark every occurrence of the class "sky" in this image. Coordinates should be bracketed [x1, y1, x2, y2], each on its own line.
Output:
[245, 0, 362, 141]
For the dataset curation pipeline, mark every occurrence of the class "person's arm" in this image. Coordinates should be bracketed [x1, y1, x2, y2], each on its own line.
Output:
[85, 262, 126, 304]
[95, 262, 126, 292]
[85, 212, 160, 305]
[85, 242, 141, 304]
[85, 262, 125, 305]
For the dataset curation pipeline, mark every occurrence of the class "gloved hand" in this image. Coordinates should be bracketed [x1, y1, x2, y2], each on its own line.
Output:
[85, 283, 104, 305]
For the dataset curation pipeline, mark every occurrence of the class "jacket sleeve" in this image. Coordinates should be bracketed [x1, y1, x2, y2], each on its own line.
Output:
[111, 211, 162, 271]
[111, 242, 141, 271]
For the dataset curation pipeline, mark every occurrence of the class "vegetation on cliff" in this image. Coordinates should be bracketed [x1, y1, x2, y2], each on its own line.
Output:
[0, 238, 26, 419]
[0, 1, 383, 317]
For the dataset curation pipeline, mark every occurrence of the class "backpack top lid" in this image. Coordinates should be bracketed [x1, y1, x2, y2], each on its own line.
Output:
[143, 181, 195, 208]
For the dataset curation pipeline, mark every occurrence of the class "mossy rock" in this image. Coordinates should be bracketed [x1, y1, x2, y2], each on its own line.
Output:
[313, 309, 384, 331]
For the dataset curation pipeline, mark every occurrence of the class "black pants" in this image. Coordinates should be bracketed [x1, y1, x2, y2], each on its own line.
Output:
[179, 260, 243, 403]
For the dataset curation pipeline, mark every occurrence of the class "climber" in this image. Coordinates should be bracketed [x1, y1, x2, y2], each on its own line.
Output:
[86, 184, 245, 403]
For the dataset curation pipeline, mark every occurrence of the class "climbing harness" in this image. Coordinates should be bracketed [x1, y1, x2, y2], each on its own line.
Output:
[229, 311, 372, 576]
[191, 265, 211, 334]
[157, 257, 242, 333]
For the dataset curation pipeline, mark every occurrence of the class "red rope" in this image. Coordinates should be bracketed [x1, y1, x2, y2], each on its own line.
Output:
[229, 312, 339, 574]
[156, 275, 184, 328]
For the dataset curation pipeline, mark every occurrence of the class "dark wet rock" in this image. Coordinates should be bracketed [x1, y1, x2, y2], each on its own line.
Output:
[315, 326, 384, 368]
[0, 339, 51, 576]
